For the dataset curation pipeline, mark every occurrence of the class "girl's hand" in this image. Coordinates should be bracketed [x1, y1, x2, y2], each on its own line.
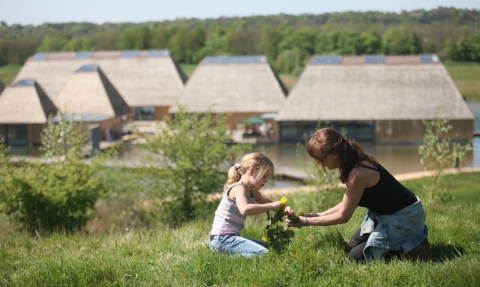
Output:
[284, 206, 295, 216]
[271, 201, 284, 211]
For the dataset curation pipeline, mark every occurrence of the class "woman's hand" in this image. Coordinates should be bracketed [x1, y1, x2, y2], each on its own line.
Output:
[286, 215, 307, 228]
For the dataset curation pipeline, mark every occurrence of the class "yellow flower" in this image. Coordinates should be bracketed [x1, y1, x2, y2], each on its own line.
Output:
[262, 237, 271, 243]
[280, 197, 288, 205]
[298, 211, 305, 216]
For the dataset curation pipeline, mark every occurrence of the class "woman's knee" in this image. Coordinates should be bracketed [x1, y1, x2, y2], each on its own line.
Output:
[349, 244, 366, 261]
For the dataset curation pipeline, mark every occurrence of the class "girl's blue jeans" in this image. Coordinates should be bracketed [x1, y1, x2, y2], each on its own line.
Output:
[209, 234, 268, 258]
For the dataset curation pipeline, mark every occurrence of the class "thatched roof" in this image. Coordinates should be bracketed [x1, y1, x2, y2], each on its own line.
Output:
[54, 65, 131, 117]
[14, 50, 187, 107]
[169, 56, 288, 113]
[276, 55, 474, 121]
[0, 79, 58, 123]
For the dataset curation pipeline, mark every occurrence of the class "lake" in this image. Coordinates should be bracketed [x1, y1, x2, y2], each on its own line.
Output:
[7, 102, 480, 188]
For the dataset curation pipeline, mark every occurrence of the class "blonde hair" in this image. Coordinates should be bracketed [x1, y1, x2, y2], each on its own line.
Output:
[223, 152, 274, 192]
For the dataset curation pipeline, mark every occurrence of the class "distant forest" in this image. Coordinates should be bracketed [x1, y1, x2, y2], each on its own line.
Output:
[0, 6, 479, 74]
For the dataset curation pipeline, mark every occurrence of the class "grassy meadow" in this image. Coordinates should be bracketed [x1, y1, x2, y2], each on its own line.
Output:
[0, 171, 479, 286]
[443, 60, 480, 101]
[0, 64, 22, 86]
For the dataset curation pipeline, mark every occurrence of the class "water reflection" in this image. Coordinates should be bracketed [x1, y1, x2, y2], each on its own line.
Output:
[7, 102, 480, 177]
[6, 137, 480, 177]
[250, 138, 479, 176]
[8, 145, 43, 157]
[469, 102, 480, 131]
[248, 101, 480, 175]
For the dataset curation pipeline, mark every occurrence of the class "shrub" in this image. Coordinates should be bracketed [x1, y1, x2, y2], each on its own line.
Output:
[142, 105, 251, 226]
[418, 114, 473, 201]
[0, 114, 110, 234]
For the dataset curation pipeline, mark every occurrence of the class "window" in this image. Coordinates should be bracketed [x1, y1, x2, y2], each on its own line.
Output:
[0, 124, 5, 141]
[279, 122, 298, 141]
[133, 107, 155, 121]
[355, 121, 375, 140]
[6, 124, 28, 145]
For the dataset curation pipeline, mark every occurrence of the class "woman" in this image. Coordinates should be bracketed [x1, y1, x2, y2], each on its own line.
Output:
[287, 128, 433, 261]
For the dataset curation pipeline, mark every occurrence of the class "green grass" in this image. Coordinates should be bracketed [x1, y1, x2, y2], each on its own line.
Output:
[0, 172, 479, 286]
[443, 60, 480, 101]
[0, 64, 22, 85]
[179, 64, 197, 77]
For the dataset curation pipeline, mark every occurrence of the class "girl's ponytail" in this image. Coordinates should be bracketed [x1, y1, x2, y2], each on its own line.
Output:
[223, 165, 242, 192]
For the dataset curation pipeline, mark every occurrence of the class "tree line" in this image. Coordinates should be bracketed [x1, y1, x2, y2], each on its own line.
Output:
[0, 6, 479, 74]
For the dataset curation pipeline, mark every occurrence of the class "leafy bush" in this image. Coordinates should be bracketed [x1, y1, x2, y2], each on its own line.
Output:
[0, 114, 110, 234]
[142, 106, 251, 226]
[263, 197, 296, 253]
[418, 113, 473, 201]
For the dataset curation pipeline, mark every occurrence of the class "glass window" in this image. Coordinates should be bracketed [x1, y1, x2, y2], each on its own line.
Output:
[76, 64, 98, 72]
[279, 122, 298, 141]
[365, 54, 384, 63]
[202, 56, 266, 64]
[76, 51, 94, 58]
[298, 122, 319, 141]
[333, 122, 355, 138]
[133, 107, 155, 121]
[309, 55, 342, 64]
[355, 121, 375, 140]
[7, 124, 28, 145]
[0, 124, 5, 140]
[148, 50, 169, 57]
[122, 50, 139, 57]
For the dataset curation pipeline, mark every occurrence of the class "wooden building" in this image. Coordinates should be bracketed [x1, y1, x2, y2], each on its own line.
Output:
[13, 50, 187, 121]
[169, 55, 288, 140]
[0, 79, 57, 145]
[275, 54, 474, 144]
[54, 64, 134, 141]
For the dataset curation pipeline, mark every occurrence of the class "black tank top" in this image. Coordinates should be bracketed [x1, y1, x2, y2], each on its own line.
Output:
[357, 163, 417, 215]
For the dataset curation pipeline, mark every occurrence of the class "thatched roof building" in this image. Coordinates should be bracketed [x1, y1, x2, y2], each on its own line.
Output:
[276, 54, 474, 143]
[0, 79, 57, 124]
[55, 64, 131, 118]
[0, 79, 58, 145]
[169, 56, 288, 125]
[14, 50, 187, 120]
[169, 55, 288, 141]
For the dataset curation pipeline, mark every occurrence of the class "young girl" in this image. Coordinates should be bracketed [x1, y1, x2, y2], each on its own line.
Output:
[209, 152, 292, 257]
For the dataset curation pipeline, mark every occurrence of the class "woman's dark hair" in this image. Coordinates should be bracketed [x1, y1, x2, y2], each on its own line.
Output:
[306, 128, 377, 184]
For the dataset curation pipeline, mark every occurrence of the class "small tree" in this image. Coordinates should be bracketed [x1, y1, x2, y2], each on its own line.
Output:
[418, 116, 473, 201]
[142, 106, 251, 226]
[0, 113, 110, 234]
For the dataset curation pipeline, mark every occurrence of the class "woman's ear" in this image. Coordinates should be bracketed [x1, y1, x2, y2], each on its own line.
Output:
[248, 167, 255, 176]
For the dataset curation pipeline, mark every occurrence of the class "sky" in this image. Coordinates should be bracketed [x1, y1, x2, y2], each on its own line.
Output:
[1, 0, 479, 26]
